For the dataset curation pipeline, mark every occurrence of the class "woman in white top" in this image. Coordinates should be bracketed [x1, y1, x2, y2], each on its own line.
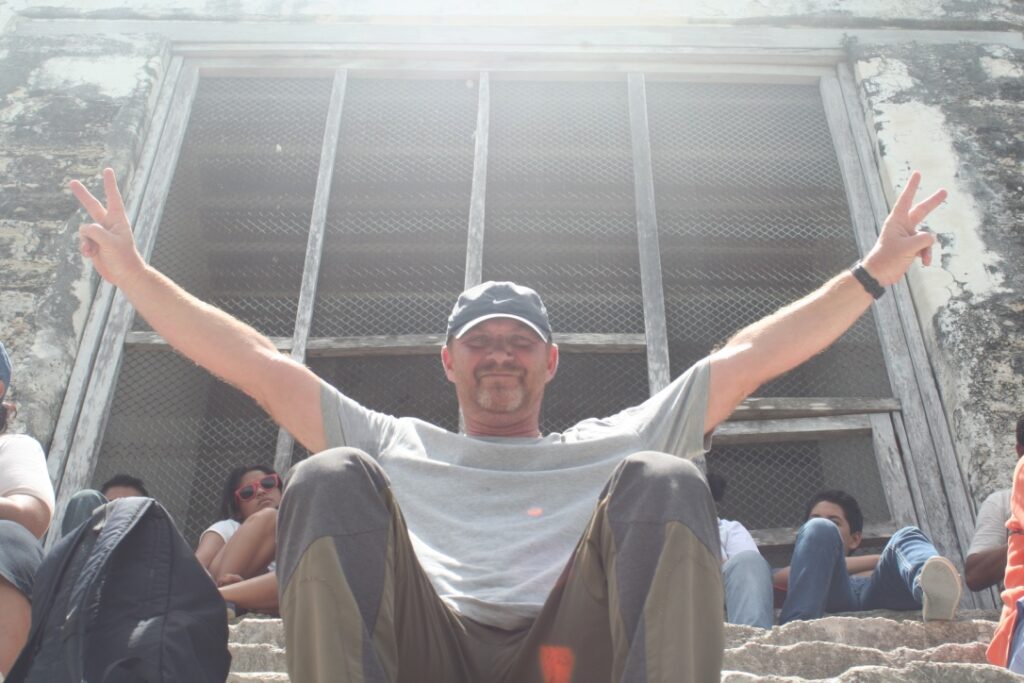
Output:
[0, 342, 55, 675]
[195, 464, 282, 584]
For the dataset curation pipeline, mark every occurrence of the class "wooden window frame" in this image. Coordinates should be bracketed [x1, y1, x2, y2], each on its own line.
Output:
[42, 43, 984, 607]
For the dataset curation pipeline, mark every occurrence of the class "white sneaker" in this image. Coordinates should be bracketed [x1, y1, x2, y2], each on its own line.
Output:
[919, 556, 962, 622]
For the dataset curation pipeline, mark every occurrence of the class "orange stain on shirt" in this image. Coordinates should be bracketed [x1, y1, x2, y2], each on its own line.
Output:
[539, 645, 575, 683]
[527, 506, 544, 517]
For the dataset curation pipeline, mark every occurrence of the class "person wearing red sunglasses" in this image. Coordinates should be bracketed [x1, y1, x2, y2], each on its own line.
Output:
[195, 464, 282, 605]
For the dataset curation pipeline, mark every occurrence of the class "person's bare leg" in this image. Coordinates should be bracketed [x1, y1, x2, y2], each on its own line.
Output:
[210, 507, 277, 582]
[0, 577, 31, 675]
[220, 571, 279, 614]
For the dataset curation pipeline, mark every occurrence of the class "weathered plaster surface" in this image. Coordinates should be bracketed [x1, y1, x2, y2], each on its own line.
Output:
[8, 0, 1024, 25]
[852, 42, 1024, 503]
[0, 1, 13, 33]
[0, 32, 165, 444]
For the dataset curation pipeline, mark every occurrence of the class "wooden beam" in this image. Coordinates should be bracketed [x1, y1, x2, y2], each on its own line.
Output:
[869, 413, 917, 529]
[728, 397, 900, 421]
[273, 67, 349, 475]
[627, 73, 670, 394]
[17, 19, 1023, 51]
[47, 55, 184, 487]
[713, 415, 872, 445]
[126, 331, 647, 356]
[46, 63, 201, 549]
[126, 331, 292, 351]
[464, 72, 490, 289]
[185, 57, 830, 81]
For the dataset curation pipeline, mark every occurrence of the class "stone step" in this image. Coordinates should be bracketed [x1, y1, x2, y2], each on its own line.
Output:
[226, 611, 1021, 682]
[721, 662, 1024, 682]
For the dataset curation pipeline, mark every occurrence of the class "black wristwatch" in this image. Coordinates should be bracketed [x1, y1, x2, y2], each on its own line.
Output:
[851, 261, 886, 299]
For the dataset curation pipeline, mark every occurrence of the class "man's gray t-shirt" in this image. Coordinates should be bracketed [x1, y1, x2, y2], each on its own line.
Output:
[968, 488, 1011, 556]
[319, 356, 711, 629]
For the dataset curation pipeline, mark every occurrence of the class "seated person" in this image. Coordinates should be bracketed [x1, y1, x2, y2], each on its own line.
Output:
[988, 416, 1024, 672]
[968, 418, 1022, 593]
[774, 489, 961, 623]
[966, 487, 1011, 592]
[195, 464, 281, 586]
[61, 473, 150, 537]
[0, 342, 55, 675]
[707, 472, 773, 629]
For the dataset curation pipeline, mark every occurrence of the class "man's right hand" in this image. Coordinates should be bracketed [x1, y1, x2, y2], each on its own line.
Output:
[68, 167, 328, 454]
[70, 168, 146, 288]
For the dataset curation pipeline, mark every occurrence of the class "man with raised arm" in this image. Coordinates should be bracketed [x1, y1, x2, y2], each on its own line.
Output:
[71, 169, 945, 683]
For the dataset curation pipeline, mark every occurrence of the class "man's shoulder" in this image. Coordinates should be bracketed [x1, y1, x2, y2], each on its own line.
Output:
[978, 488, 1012, 516]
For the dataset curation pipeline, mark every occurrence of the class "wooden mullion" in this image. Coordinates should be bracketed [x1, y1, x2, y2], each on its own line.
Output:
[273, 67, 348, 474]
[46, 62, 200, 548]
[729, 397, 900, 421]
[464, 72, 490, 290]
[627, 73, 671, 394]
[47, 55, 185, 488]
[302, 332, 646, 357]
[713, 414, 872, 446]
[869, 413, 917, 529]
[824, 70, 975, 568]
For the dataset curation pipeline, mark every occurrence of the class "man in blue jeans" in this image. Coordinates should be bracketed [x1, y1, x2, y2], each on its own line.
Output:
[775, 490, 963, 623]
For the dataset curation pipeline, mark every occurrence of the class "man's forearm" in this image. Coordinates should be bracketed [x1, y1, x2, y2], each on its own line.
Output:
[965, 545, 1008, 591]
[723, 268, 873, 394]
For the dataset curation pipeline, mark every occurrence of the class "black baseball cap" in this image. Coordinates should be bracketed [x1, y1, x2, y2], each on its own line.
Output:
[446, 281, 552, 342]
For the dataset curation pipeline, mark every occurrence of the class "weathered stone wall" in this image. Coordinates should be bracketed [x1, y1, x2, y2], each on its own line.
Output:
[0, 30, 165, 442]
[10, 0, 1024, 26]
[850, 40, 1023, 503]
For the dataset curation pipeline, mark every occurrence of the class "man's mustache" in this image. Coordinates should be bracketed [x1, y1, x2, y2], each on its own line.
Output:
[475, 363, 525, 379]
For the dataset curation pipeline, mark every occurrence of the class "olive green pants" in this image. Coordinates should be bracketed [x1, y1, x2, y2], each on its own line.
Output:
[278, 448, 723, 683]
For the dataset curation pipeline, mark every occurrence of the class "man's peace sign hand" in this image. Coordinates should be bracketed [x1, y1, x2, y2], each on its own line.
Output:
[69, 168, 145, 288]
[863, 171, 947, 286]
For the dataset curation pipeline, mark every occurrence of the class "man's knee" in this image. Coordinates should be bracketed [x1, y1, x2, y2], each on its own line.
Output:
[280, 447, 392, 543]
[605, 452, 717, 550]
[796, 517, 844, 550]
[286, 447, 388, 496]
[610, 450, 707, 500]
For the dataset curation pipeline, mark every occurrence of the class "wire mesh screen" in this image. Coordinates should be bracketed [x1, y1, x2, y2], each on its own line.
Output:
[708, 433, 890, 533]
[311, 78, 477, 337]
[540, 352, 649, 434]
[308, 354, 460, 437]
[646, 82, 891, 397]
[138, 76, 333, 337]
[92, 347, 279, 545]
[484, 79, 644, 335]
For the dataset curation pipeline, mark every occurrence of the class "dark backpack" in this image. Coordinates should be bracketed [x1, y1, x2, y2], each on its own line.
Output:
[8, 497, 231, 682]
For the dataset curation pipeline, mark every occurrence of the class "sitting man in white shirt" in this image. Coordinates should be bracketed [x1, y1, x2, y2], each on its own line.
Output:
[708, 473, 774, 629]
